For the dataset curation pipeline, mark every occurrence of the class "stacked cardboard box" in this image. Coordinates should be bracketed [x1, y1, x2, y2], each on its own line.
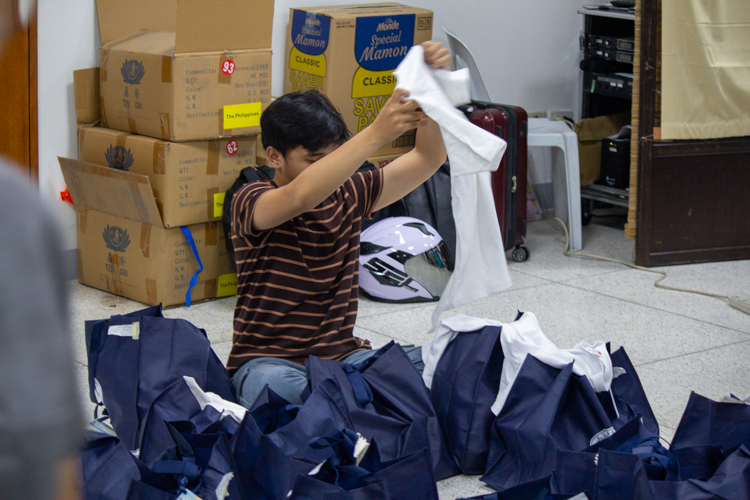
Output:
[283, 3, 433, 156]
[60, 0, 274, 308]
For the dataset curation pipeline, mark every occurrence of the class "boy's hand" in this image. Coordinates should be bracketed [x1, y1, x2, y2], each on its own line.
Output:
[368, 88, 428, 144]
[422, 41, 451, 70]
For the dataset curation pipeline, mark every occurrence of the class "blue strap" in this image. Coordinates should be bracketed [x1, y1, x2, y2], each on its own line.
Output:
[180, 226, 204, 308]
[151, 460, 202, 481]
[342, 364, 374, 408]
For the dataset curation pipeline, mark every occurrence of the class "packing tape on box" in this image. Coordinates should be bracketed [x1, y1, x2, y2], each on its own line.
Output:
[159, 112, 171, 140]
[218, 108, 226, 136]
[77, 127, 87, 156]
[146, 278, 158, 305]
[116, 134, 127, 149]
[179, 226, 203, 308]
[108, 253, 124, 295]
[153, 142, 166, 175]
[127, 109, 138, 135]
[100, 49, 109, 82]
[204, 278, 218, 298]
[100, 96, 108, 128]
[140, 223, 151, 258]
[77, 207, 88, 234]
[77, 249, 84, 283]
[207, 141, 220, 175]
[207, 188, 219, 220]
[218, 56, 233, 85]
[205, 222, 218, 246]
[161, 56, 172, 83]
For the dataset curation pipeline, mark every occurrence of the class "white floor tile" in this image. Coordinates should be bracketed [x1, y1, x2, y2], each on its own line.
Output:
[507, 219, 635, 283]
[636, 340, 750, 432]
[566, 267, 750, 334]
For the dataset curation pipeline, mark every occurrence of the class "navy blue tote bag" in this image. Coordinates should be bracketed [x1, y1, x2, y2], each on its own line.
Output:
[670, 391, 750, 454]
[649, 445, 750, 500]
[128, 424, 243, 500]
[307, 341, 459, 479]
[609, 347, 659, 435]
[481, 355, 616, 491]
[584, 416, 679, 481]
[81, 431, 153, 500]
[430, 324, 504, 474]
[229, 379, 356, 500]
[138, 376, 241, 467]
[85, 305, 235, 451]
[551, 449, 653, 500]
[288, 429, 439, 500]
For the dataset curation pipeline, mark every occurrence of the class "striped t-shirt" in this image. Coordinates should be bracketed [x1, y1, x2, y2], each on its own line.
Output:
[227, 169, 384, 376]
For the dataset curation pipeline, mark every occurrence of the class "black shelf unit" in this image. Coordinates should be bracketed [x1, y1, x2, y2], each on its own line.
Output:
[578, 7, 635, 209]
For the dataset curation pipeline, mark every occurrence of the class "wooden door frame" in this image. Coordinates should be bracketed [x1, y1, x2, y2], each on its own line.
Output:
[29, 14, 37, 182]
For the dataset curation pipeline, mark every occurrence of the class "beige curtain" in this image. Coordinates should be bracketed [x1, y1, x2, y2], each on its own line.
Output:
[662, 0, 750, 140]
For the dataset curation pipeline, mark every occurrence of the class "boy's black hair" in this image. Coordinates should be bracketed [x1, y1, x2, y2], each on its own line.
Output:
[260, 90, 351, 157]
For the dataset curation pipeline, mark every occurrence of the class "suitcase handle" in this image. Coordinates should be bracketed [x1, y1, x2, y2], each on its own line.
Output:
[511, 176, 517, 194]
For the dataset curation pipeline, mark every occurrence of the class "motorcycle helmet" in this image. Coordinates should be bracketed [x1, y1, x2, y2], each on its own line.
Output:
[359, 217, 454, 303]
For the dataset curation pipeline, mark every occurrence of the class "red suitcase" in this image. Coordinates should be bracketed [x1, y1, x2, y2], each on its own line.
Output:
[460, 101, 530, 262]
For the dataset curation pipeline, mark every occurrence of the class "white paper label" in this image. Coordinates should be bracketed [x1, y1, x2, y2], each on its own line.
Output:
[107, 323, 139, 338]
[215, 472, 234, 500]
[590, 427, 616, 446]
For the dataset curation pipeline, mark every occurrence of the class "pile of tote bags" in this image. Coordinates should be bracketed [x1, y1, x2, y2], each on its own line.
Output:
[80, 306, 750, 499]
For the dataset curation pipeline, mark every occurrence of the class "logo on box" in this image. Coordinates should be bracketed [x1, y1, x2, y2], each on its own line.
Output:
[105, 145, 134, 171]
[102, 225, 131, 252]
[121, 59, 145, 85]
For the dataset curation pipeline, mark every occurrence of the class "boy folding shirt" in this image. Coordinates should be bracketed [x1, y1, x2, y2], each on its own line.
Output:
[393, 46, 512, 331]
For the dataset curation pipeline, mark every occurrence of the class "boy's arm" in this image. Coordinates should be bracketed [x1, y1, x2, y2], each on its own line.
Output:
[372, 117, 446, 212]
[250, 89, 422, 232]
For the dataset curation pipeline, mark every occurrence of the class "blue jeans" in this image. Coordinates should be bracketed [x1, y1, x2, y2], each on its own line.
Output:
[233, 345, 425, 409]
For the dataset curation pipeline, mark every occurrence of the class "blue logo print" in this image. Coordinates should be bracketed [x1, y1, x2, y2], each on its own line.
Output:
[121, 59, 145, 85]
[291, 10, 331, 55]
[105, 145, 134, 171]
[103, 225, 131, 252]
[355, 14, 415, 72]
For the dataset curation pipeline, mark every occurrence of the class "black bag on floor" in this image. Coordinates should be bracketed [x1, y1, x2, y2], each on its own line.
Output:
[138, 377, 241, 467]
[229, 380, 356, 500]
[222, 164, 275, 271]
[289, 429, 439, 500]
[609, 346, 659, 435]
[85, 305, 235, 451]
[81, 431, 150, 500]
[129, 424, 243, 500]
[429, 324, 504, 474]
[307, 341, 460, 480]
[481, 355, 616, 491]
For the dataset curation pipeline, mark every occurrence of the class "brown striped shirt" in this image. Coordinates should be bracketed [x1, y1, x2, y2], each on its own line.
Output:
[227, 169, 384, 377]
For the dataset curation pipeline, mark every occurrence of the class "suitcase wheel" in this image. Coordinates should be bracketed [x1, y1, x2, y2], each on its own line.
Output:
[511, 245, 530, 263]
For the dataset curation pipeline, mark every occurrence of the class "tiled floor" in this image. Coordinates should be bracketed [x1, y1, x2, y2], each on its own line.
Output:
[68, 218, 750, 500]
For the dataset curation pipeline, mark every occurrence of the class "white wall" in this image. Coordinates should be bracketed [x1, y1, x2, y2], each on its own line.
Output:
[38, 0, 100, 250]
[37, 0, 590, 249]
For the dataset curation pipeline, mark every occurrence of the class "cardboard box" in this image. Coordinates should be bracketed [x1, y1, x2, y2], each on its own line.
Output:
[575, 111, 630, 186]
[96, 0, 273, 142]
[78, 127, 257, 227]
[284, 3, 433, 155]
[367, 153, 403, 168]
[59, 157, 236, 308]
[74, 67, 257, 227]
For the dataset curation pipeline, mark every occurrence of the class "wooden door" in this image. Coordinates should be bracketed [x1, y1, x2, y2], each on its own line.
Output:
[0, 14, 37, 180]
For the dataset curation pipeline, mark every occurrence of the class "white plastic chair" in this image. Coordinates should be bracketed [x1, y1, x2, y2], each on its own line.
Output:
[441, 28, 583, 251]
